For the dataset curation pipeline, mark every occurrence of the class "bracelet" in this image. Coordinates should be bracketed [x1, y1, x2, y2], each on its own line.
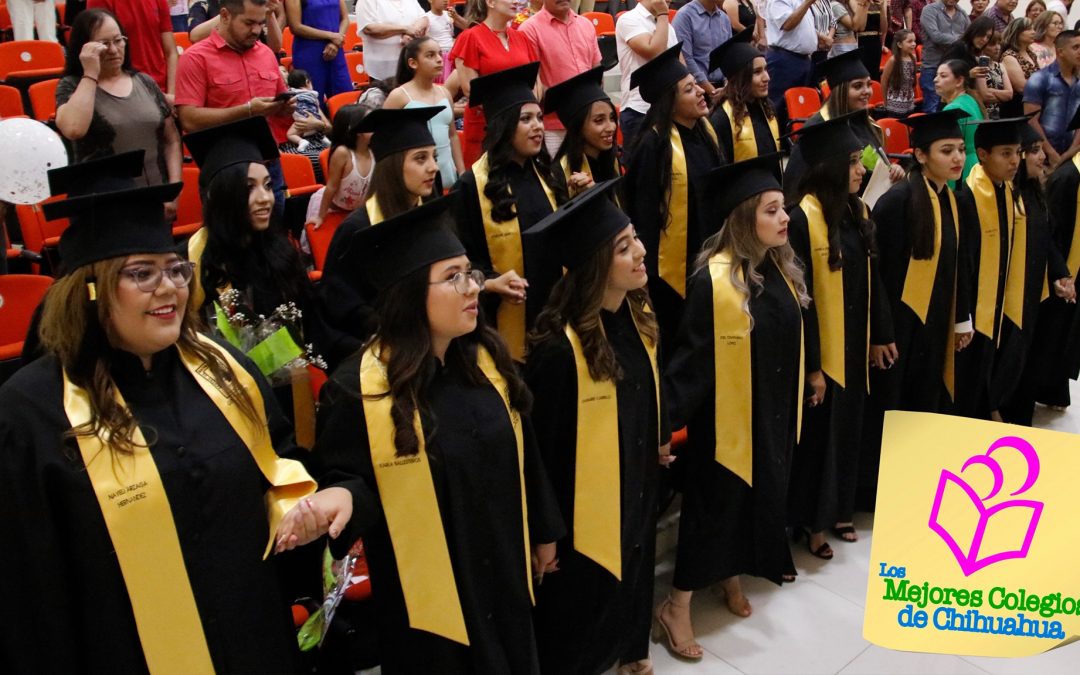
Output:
[82, 75, 98, 84]
[246, 100, 253, 117]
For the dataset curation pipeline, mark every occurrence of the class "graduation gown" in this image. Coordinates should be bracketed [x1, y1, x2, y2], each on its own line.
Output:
[787, 204, 891, 530]
[1031, 159, 1080, 407]
[0, 344, 302, 674]
[997, 182, 1068, 424]
[953, 181, 1011, 418]
[784, 110, 886, 193]
[709, 100, 780, 172]
[312, 344, 565, 675]
[454, 160, 561, 343]
[625, 123, 724, 355]
[667, 258, 810, 589]
[319, 206, 379, 352]
[860, 179, 968, 509]
[525, 303, 671, 675]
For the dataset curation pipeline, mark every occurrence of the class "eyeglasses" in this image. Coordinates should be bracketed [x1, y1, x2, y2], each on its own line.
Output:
[120, 261, 196, 292]
[99, 36, 128, 49]
[430, 269, 485, 295]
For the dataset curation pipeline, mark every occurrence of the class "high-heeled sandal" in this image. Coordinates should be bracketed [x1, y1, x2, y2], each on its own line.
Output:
[652, 597, 704, 662]
[831, 523, 858, 543]
[794, 527, 834, 559]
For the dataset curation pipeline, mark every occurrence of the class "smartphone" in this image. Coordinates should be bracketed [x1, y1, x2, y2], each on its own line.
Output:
[978, 56, 990, 68]
[273, 91, 299, 102]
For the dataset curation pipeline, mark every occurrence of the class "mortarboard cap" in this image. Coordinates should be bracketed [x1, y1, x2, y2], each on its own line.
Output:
[790, 110, 866, 163]
[971, 116, 1027, 150]
[707, 153, 784, 224]
[184, 117, 280, 190]
[355, 106, 440, 161]
[344, 193, 465, 291]
[469, 62, 541, 118]
[900, 109, 969, 149]
[1018, 121, 1043, 148]
[629, 43, 690, 105]
[818, 49, 870, 89]
[525, 178, 630, 269]
[47, 150, 145, 198]
[543, 66, 610, 128]
[709, 28, 759, 78]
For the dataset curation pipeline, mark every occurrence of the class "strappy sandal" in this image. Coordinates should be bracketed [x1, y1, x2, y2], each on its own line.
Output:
[796, 527, 834, 559]
[832, 523, 858, 542]
[652, 597, 704, 661]
[617, 659, 654, 675]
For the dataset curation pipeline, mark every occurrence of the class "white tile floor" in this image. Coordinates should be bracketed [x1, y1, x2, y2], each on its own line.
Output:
[632, 380, 1080, 674]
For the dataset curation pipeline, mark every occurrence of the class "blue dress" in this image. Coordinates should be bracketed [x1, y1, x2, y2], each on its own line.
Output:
[292, 0, 352, 98]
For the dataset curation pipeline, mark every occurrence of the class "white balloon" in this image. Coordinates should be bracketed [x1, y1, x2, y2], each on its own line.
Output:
[0, 118, 68, 205]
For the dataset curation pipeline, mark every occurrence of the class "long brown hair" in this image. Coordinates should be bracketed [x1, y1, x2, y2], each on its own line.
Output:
[370, 150, 426, 219]
[38, 257, 260, 455]
[720, 61, 775, 134]
[695, 193, 810, 329]
[528, 239, 658, 382]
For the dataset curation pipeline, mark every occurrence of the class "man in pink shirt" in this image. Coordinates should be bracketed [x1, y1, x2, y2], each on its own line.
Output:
[520, 0, 602, 156]
[176, 0, 296, 213]
[88, 0, 178, 98]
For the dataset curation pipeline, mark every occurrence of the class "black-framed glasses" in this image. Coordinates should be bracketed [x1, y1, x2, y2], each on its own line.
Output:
[430, 269, 485, 295]
[120, 261, 196, 292]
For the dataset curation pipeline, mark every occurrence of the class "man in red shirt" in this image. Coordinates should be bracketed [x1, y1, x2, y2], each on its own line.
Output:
[88, 0, 178, 98]
[176, 0, 296, 213]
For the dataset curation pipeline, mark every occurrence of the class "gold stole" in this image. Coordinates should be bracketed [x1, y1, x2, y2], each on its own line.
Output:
[186, 227, 210, 312]
[661, 123, 720, 299]
[365, 197, 385, 225]
[1002, 194, 1027, 330]
[802, 195, 871, 392]
[1069, 155, 1080, 276]
[708, 252, 804, 486]
[965, 164, 1014, 339]
[360, 343, 532, 645]
[558, 154, 621, 184]
[564, 306, 659, 580]
[901, 178, 959, 398]
[472, 154, 557, 361]
[65, 335, 317, 674]
[723, 101, 779, 162]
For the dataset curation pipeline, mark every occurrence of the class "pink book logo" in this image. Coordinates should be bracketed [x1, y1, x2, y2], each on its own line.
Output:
[928, 436, 1043, 577]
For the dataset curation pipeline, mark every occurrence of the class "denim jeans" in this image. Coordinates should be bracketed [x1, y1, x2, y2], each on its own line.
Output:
[920, 65, 941, 113]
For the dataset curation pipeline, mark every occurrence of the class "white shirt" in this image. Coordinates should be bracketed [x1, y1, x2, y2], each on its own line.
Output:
[766, 0, 819, 55]
[1047, 0, 1070, 21]
[616, 4, 680, 115]
[426, 11, 455, 52]
[355, 0, 426, 81]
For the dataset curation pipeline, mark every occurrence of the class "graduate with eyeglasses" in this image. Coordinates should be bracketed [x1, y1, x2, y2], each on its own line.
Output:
[312, 195, 565, 674]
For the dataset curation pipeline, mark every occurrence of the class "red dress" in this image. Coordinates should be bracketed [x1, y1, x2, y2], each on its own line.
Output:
[450, 23, 537, 168]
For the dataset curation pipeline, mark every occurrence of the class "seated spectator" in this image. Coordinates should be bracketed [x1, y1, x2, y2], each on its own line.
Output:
[1024, 29, 1080, 165]
[88, 0, 178, 99]
[355, 0, 428, 84]
[55, 9, 182, 219]
[8, 0, 58, 41]
[1033, 10, 1066, 68]
[1001, 16, 1038, 117]
[305, 104, 374, 230]
[284, 0, 352, 98]
[672, 0, 733, 108]
[283, 69, 331, 171]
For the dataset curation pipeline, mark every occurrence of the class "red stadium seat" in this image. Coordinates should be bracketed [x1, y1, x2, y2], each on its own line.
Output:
[0, 83, 26, 117]
[174, 31, 192, 56]
[27, 77, 58, 121]
[0, 274, 53, 361]
[878, 117, 911, 158]
[305, 210, 346, 280]
[785, 86, 821, 131]
[327, 90, 361, 119]
[318, 147, 330, 179]
[281, 152, 323, 198]
[344, 21, 363, 52]
[280, 26, 294, 57]
[584, 12, 615, 37]
[345, 51, 369, 89]
[0, 40, 64, 85]
[869, 80, 884, 108]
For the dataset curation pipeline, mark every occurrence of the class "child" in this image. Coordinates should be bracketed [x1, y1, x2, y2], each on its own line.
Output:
[305, 104, 375, 230]
[286, 69, 330, 152]
[881, 30, 917, 117]
[426, 0, 456, 83]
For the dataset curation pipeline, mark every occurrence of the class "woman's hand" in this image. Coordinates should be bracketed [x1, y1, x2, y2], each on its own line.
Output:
[322, 42, 339, 61]
[275, 487, 354, 553]
[79, 41, 107, 80]
[869, 342, 899, 369]
[567, 171, 594, 196]
[1054, 277, 1077, 303]
[955, 330, 974, 351]
[484, 270, 528, 304]
[531, 542, 559, 584]
[658, 442, 676, 468]
[887, 161, 905, 182]
[805, 370, 826, 407]
[970, 65, 990, 80]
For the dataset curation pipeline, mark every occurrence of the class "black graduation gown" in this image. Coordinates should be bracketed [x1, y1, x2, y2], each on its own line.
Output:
[454, 160, 561, 341]
[525, 303, 671, 675]
[709, 101, 781, 172]
[953, 182, 1011, 418]
[625, 123, 723, 355]
[997, 182, 1067, 424]
[0, 344, 302, 674]
[787, 205, 891, 530]
[312, 344, 565, 675]
[319, 207, 378, 354]
[784, 111, 885, 194]
[859, 179, 967, 509]
[1030, 160, 1080, 407]
[667, 258, 810, 589]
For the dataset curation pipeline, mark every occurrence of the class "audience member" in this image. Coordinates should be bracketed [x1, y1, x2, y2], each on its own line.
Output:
[355, 0, 428, 84]
[970, 0, 988, 21]
[919, 0, 970, 111]
[520, 0, 602, 157]
[426, 0, 457, 82]
[859, 0, 888, 78]
[810, 0, 837, 67]
[283, 69, 331, 172]
[765, 0, 819, 125]
[942, 14, 993, 68]
[305, 104, 374, 230]
[1024, 29, 1080, 164]
[189, 0, 284, 54]
[889, 0, 928, 44]
[55, 8, 182, 219]
[981, 31, 1013, 118]
[672, 0, 733, 108]
[8, 0, 58, 41]
[169, 0, 188, 32]
[188, 0, 221, 31]
[1028, 0, 1048, 21]
[175, 0, 295, 214]
[881, 28, 918, 115]
[1046, 0, 1071, 22]
[617, 0, 679, 151]
[830, 0, 868, 56]
[723, 0, 758, 34]
[985, 0, 1016, 34]
[1033, 10, 1066, 67]
[937, 58, 985, 179]
[1001, 17, 1038, 117]
[88, 0, 178, 98]
[284, 0, 352, 98]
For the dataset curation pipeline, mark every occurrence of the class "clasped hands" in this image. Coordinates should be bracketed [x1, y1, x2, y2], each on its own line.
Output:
[275, 486, 354, 554]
